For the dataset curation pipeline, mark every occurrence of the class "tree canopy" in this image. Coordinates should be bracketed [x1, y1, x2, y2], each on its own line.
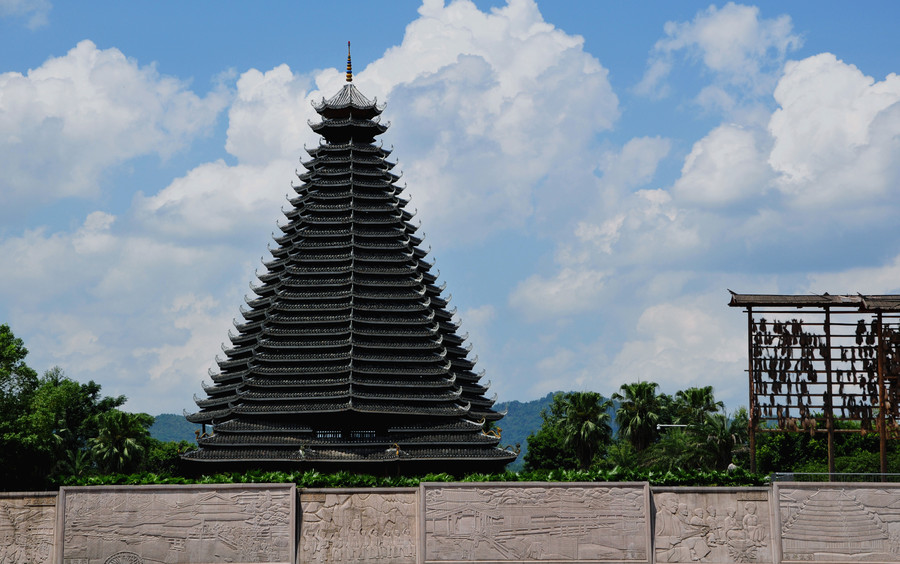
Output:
[524, 392, 614, 471]
[523, 393, 580, 471]
[90, 410, 155, 474]
[613, 381, 662, 452]
[0, 324, 183, 489]
[524, 383, 753, 474]
[0, 323, 39, 431]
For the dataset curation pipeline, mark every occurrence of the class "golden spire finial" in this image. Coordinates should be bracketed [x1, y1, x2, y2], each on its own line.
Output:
[346, 41, 352, 82]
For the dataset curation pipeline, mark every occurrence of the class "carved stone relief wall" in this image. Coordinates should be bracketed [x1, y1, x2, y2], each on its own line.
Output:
[298, 488, 417, 563]
[653, 488, 774, 564]
[422, 482, 651, 563]
[776, 483, 900, 564]
[57, 484, 294, 564]
[0, 491, 57, 564]
[8, 482, 900, 564]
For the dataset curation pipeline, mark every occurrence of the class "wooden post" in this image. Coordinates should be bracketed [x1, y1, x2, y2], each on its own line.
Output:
[878, 312, 888, 480]
[824, 308, 835, 480]
[747, 307, 757, 473]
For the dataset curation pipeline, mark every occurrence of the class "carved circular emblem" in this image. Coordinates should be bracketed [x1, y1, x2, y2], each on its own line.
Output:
[104, 552, 143, 564]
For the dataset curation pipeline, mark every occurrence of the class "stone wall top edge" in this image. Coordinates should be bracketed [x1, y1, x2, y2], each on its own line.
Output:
[59, 482, 296, 493]
[773, 481, 900, 488]
[0, 490, 58, 498]
[428, 560, 648, 564]
[419, 481, 650, 488]
[300, 487, 419, 494]
[651, 486, 771, 493]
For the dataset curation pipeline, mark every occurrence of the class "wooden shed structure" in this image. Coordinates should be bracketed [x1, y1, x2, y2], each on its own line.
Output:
[729, 292, 900, 476]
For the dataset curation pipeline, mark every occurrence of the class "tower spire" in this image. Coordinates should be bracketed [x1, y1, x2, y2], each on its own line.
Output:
[346, 41, 352, 82]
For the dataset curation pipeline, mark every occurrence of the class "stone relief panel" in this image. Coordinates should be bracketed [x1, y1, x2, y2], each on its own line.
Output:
[777, 484, 900, 563]
[298, 488, 417, 563]
[422, 482, 650, 563]
[57, 484, 294, 564]
[653, 489, 773, 564]
[0, 491, 57, 564]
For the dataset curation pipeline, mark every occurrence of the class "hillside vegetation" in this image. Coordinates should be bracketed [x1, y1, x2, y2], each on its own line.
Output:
[150, 414, 200, 443]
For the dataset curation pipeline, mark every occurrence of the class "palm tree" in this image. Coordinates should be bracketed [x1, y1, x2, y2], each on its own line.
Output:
[613, 381, 662, 453]
[674, 386, 724, 428]
[601, 440, 636, 471]
[56, 448, 93, 478]
[710, 407, 749, 469]
[89, 410, 153, 474]
[561, 392, 613, 469]
[643, 427, 697, 471]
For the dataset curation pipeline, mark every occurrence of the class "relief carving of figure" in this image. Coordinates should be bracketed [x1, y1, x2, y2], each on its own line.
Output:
[655, 495, 696, 562]
[723, 507, 743, 542]
[705, 507, 723, 546]
[722, 502, 768, 562]
[679, 503, 712, 561]
[657, 497, 770, 563]
[741, 503, 765, 546]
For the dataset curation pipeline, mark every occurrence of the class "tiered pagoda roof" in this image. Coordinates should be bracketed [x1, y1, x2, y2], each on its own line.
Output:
[184, 68, 516, 474]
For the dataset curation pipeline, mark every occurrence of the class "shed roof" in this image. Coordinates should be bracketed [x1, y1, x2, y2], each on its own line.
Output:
[727, 291, 900, 311]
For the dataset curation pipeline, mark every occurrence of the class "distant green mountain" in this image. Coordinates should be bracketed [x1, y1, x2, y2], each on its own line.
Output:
[151, 414, 201, 443]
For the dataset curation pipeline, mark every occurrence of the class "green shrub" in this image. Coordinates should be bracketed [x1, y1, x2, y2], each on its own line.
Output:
[59, 467, 767, 487]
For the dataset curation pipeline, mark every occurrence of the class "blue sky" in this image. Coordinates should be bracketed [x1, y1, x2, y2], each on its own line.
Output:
[2, 0, 900, 415]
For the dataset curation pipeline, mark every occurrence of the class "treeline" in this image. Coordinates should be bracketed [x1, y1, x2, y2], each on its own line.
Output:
[0, 324, 194, 490]
[3, 323, 897, 491]
[523, 384, 749, 473]
[524, 384, 900, 475]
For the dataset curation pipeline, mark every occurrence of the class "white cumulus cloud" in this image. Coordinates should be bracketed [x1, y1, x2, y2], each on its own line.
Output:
[769, 53, 900, 206]
[673, 124, 771, 206]
[0, 0, 50, 28]
[509, 268, 608, 320]
[638, 2, 801, 104]
[0, 40, 227, 210]
[357, 0, 618, 243]
[225, 65, 319, 164]
[134, 159, 290, 241]
[606, 296, 746, 403]
[805, 254, 900, 296]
